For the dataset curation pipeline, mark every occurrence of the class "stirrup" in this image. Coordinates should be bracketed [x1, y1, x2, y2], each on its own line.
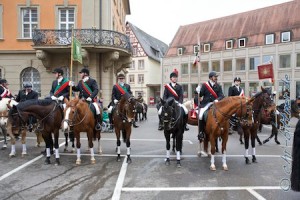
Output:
[95, 123, 102, 131]
[198, 132, 205, 140]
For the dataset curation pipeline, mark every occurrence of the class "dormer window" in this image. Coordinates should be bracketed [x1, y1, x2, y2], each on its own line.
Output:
[281, 31, 291, 43]
[265, 33, 275, 45]
[204, 44, 211, 52]
[177, 48, 183, 56]
[193, 45, 200, 54]
[238, 38, 246, 48]
[225, 40, 233, 49]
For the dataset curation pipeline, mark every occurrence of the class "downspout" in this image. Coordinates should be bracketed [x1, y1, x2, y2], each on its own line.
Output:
[99, 0, 102, 29]
[99, 0, 102, 99]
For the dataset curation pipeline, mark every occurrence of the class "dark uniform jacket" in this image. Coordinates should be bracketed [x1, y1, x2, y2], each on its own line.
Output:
[0, 85, 14, 100]
[112, 83, 132, 101]
[50, 77, 70, 99]
[228, 85, 243, 96]
[163, 83, 183, 103]
[73, 77, 99, 100]
[16, 90, 38, 102]
[199, 81, 224, 107]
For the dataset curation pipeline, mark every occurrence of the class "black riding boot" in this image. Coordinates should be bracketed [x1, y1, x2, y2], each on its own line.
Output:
[95, 114, 102, 131]
[198, 120, 205, 140]
[132, 120, 139, 128]
[184, 114, 189, 131]
[158, 116, 163, 130]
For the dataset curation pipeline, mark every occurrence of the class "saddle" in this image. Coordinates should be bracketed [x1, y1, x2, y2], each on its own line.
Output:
[187, 108, 209, 126]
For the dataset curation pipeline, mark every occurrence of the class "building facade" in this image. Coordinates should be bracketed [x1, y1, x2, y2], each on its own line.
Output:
[126, 22, 168, 104]
[162, 0, 300, 102]
[0, 0, 131, 106]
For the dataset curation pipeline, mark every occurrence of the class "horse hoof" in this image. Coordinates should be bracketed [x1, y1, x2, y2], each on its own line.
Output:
[177, 160, 181, 168]
[21, 153, 27, 157]
[222, 165, 228, 171]
[127, 157, 132, 164]
[63, 148, 68, 152]
[165, 158, 170, 166]
[55, 159, 60, 166]
[252, 158, 257, 163]
[44, 159, 51, 165]
[1, 146, 7, 150]
[258, 142, 262, 145]
[275, 140, 281, 145]
[245, 157, 251, 165]
[76, 160, 81, 165]
[116, 157, 121, 162]
[91, 159, 96, 164]
[9, 153, 16, 158]
[210, 165, 216, 171]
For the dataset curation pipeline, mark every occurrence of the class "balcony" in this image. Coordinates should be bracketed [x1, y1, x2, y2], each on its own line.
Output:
[32, 29, 132, 55]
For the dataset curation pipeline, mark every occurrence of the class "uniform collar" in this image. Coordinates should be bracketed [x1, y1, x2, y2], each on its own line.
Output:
[83, 76, 89, 82]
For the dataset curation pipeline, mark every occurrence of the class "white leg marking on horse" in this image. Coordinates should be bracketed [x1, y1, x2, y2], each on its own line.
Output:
[166, 150, 170, 158]
[77, 148, 81, 159]
[55, 149, 60, 159]
[63, 108, 70, 131]
[98, 141, 102, 154]
[252, 147, 256, 156]
[222, 151, 228, 171]
[127, 147, 130, 156]
[21, 144, 27, 157]
[176, 151, 180, 160]
[245, 149, 249, 157]
[9, 144, 16, 157]
[90, 148, 95, 164]
[210, 155, 216, 171]
[117, 146, 121, 154]
[46, 148, 51, 157]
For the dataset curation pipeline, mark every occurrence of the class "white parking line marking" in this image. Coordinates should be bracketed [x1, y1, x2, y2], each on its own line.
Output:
[112, 158, 128, 200]
[122, 186, 281, 191]
[247, 188, 266, 200]
[0, 142, 65, 182]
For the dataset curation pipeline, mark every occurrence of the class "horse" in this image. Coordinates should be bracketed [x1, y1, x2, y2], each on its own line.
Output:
[142, 103, 148, 120]
[198, 96, 254, 170]
[135, 102, 145, 121]
[0, 110, 9, 150]
[8, 99, 63, 164]
[237, 87, 273, 164]
[259, 100, 300, 145]
[160, 97, 186, 167]
[113, 94, 136, 163]
[63, 97, 102, 165]
[291, 119, 300, 191]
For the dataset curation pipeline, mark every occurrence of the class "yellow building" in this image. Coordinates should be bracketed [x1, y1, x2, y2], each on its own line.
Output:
[0, 0, 131, 105]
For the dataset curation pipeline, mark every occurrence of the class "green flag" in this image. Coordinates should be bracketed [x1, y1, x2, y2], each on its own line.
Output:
[72, 37, 82, 63]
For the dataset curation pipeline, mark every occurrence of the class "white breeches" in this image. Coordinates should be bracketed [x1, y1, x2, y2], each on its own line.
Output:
[93, 102, 100, 115]
[158, 103, 188, 115]
[199, 102, 213, 120]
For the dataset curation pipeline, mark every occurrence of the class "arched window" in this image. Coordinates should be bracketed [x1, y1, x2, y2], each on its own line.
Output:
[20, 67, 41, 96]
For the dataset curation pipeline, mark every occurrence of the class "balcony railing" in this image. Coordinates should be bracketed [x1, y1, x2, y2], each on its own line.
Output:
[32, 29, 132, 52]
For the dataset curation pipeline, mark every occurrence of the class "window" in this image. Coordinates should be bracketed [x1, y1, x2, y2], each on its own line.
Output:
[181, 63, 188, 75]
[297, 53, 300, 67]
[193, 45, 199, 54]
[59, 8, 75, 30]
[224, 83, 232, 96]
[138, 60, 144, 70]
[129, 75, 135, 83]
[225, 40, 233, 49]
[238, 38, 246, 48]
[201, 62, 209, 73]
[296, 81, 300, 99]
[212, 61, 220, 72]
[281, 31, 291, 43]
[236, 58, 245, 71]
[21, 67, 41, 96]
[130, 61, 135, 70]
[138, 74, 144, 84]
[182, 84, 188, 98]
[177, 48, 183, 55]
[133, 47, 137, 56]
[191, 84, 198, 94]
[263, 55, 273, 63]
[191, 63, 198, 74]
[0, 67, 3, 79]
[249, 57, 260, 70]
[278, 82, 290, 100]
[224, 60, 232, 71]
[21, 8, 38, 38]
[204, 44, 210, 52]
[265, 34, 275, 45]
[135, 91, 143, 97]
[0, 5, 3, 38]
[249, 82, 259, 97]
[279, 54, 291, 68]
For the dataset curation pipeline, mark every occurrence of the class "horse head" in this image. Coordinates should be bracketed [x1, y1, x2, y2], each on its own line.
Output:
[63, 97, 80, 131]
[238, 96, 254, 127]
[160, 98, 176, 131]
[253, 87, 273, 110]
[124, 95, 136, 123]
[0, 110, 8, 126]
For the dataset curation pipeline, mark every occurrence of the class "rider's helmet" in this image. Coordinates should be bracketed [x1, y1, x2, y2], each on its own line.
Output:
[209, 71, 218, 78]
[234, 77, 241, 82]
[23, 82, 33, 88]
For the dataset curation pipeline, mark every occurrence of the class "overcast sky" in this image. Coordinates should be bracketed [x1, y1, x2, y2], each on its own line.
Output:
[126, 0, 292, 45]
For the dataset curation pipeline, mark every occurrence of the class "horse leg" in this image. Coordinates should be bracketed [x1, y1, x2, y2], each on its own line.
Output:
[126, 132, 132, 164]
[221, 135, 228, 171]
[274, 127, 280, 145]
[175, 132, 183, 168]
[116, 129, 122, 162]
[2, 126, 8, 149]
[43, 132, 52, 164]
[64, 130, 69, 152]
[21, 129, 27, 157]
[172, 134, 176, 154]
[96, 130, 102, 154]
[237, 126, 244, 144]
[251, 133, 257, 163]
[75, 132, 81, 165]
[215, 138, 219, 153]
[53, 130, 60, 165]
[263, 125, 276, 144]
[256, 134, 262, 145]
[165, 132, 171, 166]
[88, 130, 96, 164]
[244, 130, 251, 164]
[210, 136, 216, 171]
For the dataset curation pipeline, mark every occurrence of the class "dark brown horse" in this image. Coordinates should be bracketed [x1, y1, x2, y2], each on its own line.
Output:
[8, 99, 63, 165]
[63, 97, 101, 165]
[258, 100, 300, 144]
[113, 94, 136, 163]
[238, 87, 273, 164]
[199, 96, 254, 170]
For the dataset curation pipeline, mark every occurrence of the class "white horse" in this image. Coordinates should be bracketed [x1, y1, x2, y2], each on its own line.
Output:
[183, 99, 194, 111]
[0, 98, 18, 111]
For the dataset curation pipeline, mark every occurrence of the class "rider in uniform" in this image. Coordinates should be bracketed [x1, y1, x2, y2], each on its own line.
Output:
[0, 79, 14, 100]
[196, 71, 224, 139]
[110, 73, 139, 128]
[159, 71, 189, 131]
[71, 68, 102, 131]
[50, 68, 70, 101]
[16, 82, 39, 131]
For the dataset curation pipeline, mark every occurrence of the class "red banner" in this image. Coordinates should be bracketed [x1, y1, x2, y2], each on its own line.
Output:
[258, 63, 274, 80]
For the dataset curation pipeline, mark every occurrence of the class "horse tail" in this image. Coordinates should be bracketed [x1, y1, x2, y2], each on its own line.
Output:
[291, 119, 300, 191]
[122, 129, 126, 143]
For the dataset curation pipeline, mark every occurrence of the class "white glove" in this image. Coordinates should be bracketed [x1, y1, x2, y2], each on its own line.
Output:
[114, 99, 119, 104]
[69, 81, 75, 87]
[58, 96, 64, 101]
[214, 99, 219, 103]
[86, 97, 92, 102]
[51, 96, 57, 100]
[196, 85, 201, 93]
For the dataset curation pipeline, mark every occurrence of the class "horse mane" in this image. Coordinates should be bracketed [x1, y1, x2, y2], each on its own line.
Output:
[17, 99, 53, 110]
[216, 96, 240, 107]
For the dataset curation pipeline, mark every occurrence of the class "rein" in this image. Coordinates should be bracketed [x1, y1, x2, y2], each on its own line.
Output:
[64, 103, 90, 127]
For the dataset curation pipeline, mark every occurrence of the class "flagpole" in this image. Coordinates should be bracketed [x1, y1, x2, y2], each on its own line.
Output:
[197, 35, 201, 143]
[69, 29, 74, 100]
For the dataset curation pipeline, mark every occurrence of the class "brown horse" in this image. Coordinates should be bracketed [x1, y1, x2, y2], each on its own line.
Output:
[199, 96, 254, 171]
[113, 94, 136, 163]
[238, 87, 273, 164]
[8, 99, 63, 164]
[63, 97, 101, 165]
[0, 110, 9, 150]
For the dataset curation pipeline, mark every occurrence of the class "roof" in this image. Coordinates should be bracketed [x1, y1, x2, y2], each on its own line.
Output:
[166, 0, 300, 57]
[127, 22, 168, 62]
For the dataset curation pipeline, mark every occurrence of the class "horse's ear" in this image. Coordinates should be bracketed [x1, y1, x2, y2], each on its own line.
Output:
[64, 98, 69, 104]
[160, 98, 165, 105]
[75, 94, 79, 99]
[169, 98, 175, 106]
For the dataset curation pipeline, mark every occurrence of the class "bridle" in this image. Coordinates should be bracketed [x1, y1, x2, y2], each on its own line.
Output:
[161, 102, 181, 130]
[116, 97, 136, 123]
[63, 103, 89, 127]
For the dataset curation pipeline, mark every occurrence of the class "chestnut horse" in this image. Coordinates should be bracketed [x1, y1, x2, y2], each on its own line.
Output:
[199, 96, 254, 171]
[113, 94, 136, 163]
[8, 99, 63, 164]
[63, 97, 101, 165]
[238, 87, 273, 164]
[160, 98, 186, 167]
